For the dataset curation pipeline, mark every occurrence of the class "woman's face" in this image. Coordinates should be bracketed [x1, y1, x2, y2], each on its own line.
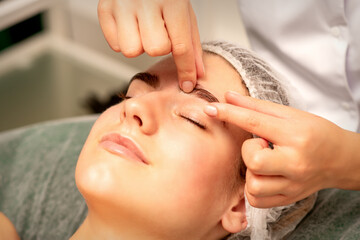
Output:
[76, 53, 251, 239]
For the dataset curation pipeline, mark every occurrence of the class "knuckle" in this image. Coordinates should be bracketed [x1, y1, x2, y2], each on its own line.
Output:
[122, 47, 143, 58]
[217, 106, 231, 122]
[294, 125, 314, 149]
[245, 114, 261, 130]
[146, 44, 171, 57]
[287, 156, 308, 179]
[172, 42, 191, 57]
[295, 134, 309, 149]
[247, 153, 263, 172]
[178, 68, 196, 81]
[111, 45, 121, 52]
[246, 178, 262, 196]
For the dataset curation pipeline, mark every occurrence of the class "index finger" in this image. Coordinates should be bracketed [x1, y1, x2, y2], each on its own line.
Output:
[204, 102, 292, 145]
[163, 1, 197, 92]
[225, 91, 297, 119]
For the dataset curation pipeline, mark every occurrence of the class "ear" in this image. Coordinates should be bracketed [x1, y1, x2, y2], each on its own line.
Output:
[221, 190, 247, 233]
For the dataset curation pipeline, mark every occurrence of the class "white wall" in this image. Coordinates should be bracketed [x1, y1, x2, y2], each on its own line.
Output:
[192, 0, 249, 47]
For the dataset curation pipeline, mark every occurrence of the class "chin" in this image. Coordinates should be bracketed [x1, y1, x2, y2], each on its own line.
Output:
[75, 151, 111, 201]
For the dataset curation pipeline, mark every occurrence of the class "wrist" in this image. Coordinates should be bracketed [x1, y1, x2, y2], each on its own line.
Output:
[332, 129, 360, 190]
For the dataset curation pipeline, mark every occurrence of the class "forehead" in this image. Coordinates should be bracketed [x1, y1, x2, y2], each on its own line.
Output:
[147, 53, 249, 102]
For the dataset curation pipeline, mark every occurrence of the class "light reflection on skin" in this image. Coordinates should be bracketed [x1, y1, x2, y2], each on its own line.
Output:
[73, 53, 252, 240]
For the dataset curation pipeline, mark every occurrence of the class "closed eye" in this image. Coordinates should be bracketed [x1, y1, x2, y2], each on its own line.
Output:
[181, 115, 206, 130]
[118, 93, 132, 102]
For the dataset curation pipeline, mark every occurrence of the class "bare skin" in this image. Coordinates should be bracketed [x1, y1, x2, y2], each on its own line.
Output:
[98, 0, 360, 208]
[0, 212, 20, 240]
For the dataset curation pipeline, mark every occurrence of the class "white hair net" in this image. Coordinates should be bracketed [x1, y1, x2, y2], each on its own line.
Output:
[202, 41, 316, 240]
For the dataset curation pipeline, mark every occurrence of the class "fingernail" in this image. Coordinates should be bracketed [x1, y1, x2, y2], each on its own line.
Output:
[204, 105, 218, 117]
[182, 81, 194, 93]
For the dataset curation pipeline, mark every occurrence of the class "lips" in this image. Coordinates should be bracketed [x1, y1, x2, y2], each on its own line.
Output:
[99, 133, 148, 165]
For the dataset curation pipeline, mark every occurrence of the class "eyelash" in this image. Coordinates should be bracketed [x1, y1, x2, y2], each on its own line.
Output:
[180, 115, 207, 130]
[118, 93, 206, 130]
[118, 93, 131, 101]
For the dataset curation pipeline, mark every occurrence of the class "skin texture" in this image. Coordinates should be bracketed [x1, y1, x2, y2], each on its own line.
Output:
[72, 53, 251, 240]
[98, 0, 360, 209]
[0, 212, 20, 240]
[98, 0, 204, 92]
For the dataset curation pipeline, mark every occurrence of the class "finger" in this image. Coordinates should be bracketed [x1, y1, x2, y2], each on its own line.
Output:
[245, 170, 290, 198]
[189, 5, 204, 79]
[245, 185, 291, 208]
[163, 1, 197, 93]
[225, 91, 296, 119]
[242, 138, 290, 176]
[98, 0, 120, 52]
[204, 102, 292, 144]
[138, 2, 171, 56]
[114, 7, 143, 57]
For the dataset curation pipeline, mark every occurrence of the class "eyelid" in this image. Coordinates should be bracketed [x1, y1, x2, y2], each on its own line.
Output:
[177, 110, 207, 130]
[181, 115, 207, 130]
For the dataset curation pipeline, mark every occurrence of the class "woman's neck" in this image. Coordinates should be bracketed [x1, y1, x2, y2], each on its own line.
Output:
[70, 210, 223, 240]
[70, 214, 163, 240]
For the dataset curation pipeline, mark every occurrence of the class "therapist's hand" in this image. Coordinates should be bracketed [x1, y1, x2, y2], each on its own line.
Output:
[98, 0, 204, 92]
[204, 91, 360, 208]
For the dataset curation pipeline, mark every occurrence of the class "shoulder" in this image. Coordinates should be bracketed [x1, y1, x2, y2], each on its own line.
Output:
[0, 212, 20, 240]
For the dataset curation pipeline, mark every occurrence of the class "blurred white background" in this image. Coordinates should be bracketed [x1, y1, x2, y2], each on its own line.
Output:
[0, 0, 249, 131]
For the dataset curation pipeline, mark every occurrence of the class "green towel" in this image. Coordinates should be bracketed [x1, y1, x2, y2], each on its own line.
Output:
[0, 116, 96, 239]
[287, 188, 360, 240]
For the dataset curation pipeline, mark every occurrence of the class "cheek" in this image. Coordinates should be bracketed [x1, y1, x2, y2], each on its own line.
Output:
[155, 128, 238, 208]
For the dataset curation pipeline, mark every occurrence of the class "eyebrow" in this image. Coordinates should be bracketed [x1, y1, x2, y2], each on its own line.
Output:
[129, 72, 219, 103]
[129, 72, 159, 88]
[191, 86, 219, 103]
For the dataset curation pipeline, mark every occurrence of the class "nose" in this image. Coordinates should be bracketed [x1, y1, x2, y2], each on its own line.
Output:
[121, 95, 159, 135]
